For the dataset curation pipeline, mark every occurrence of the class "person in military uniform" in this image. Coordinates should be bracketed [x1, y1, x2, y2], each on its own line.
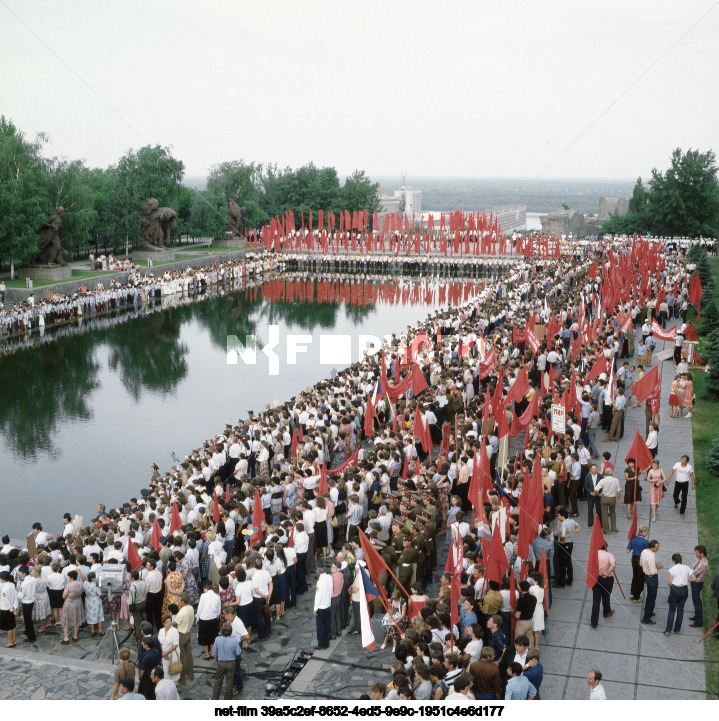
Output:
[396, 536, 417, 592]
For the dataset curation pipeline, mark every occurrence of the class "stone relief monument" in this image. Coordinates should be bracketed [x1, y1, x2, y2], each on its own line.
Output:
[34, 207, 68, 265]
[226, 198, 246, 237]
[139, 198, 177, 251]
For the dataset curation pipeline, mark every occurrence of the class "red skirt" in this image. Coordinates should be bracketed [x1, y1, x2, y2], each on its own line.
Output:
[668, 393, 679, 407]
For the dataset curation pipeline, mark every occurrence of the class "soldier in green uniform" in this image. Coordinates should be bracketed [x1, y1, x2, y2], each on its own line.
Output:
[396, 536, 417, 592]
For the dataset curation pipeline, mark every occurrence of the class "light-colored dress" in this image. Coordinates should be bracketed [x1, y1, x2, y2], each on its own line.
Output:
[529, 584, 545, 632]
[158, 625, 181, 682]
[60, 580, 85, 630]
[32, 577, 51, 621]
[84, 581, 105, 625]
[178, 557, 199, 605]
[162, 571, 183, 615]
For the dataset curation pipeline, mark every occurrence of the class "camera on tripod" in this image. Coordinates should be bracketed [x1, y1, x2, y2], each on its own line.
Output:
[99, 565, 127, 595]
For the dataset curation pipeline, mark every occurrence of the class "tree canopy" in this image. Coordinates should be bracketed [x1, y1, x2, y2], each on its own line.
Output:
[601, 149, 719, 237]
[0, 116, 381, 264]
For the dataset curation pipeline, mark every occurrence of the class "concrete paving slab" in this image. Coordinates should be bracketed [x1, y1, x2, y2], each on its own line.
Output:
[569, 648, 638, 684]
[637, 656, 707, 691]
[575, 624, 640, 655]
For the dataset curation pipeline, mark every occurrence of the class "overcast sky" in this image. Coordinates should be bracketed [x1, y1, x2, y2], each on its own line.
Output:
[2, 0, 718, 181]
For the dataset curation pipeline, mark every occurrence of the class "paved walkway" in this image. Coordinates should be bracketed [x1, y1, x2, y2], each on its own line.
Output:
[540, 324, 709, 700]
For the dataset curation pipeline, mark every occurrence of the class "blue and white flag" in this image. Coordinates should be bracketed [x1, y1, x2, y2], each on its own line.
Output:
[358, 564, 378, 650]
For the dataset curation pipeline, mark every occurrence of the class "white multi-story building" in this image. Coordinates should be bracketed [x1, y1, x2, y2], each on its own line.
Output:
[393, 186, 422, 216]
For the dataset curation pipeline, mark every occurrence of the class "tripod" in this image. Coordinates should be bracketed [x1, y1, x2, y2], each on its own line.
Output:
[93, 587, 131, 665]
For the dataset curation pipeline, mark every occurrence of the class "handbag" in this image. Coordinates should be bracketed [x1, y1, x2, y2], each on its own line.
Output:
[330, 517, 338, 528]
[168, 649, 182, 676]
[335, 501, 347, 515]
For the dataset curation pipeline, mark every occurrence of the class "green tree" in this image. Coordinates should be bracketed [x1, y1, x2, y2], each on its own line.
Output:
[102, 144, 185, 251]
[342, 170, 380, 217]
[207, 160, 266, 231]
[260, 162, 342, 220]
[628, 176, 650, 213]
[188, 189, 227, 241]
[45, 158, 99, 259]
[648, 148, 719, 237]
[0, 116, 51, 273]
[700, 329, 719, 400]
[176, 185, 196, 241]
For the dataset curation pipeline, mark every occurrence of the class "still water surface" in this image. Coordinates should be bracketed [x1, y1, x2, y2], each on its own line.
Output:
[0, 274, 484, 538]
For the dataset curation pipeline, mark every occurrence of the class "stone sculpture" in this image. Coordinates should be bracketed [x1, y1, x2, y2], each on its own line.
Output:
[226, 198, 246, 237]
[139, 198, 177, 251]
[34, 207, 68, 265]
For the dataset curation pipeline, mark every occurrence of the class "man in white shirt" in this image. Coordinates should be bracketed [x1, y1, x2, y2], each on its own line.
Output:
[665, 553, 695, 635]
[593, 470, 620, 534]
[294, 523, 310, 595]
[587, 669, 607, 700]
[667, 455, 695, 517]
[313, 564, 334, 650]
[251, 558, 272, 640]
[17, 565, 37, 643]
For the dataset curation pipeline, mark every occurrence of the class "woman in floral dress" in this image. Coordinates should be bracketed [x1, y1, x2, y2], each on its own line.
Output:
[162, 561, 184, 615]
[83, 572, 105, 636]
[217, 575, 236, 630]
[175, 551, 199, 606]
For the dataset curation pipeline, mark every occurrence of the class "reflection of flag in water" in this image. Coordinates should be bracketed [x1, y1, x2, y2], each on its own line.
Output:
[358, 565, 378, 650]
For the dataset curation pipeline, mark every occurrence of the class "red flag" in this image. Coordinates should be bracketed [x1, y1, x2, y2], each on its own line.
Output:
[169, 502, 182, 534]
[149, 517, 162, 552]
[126, 539, 143, 572]
[225, 483, 231, 504]
[688, 272, 702, 307]
[627, 364, 658, 405]
[250, 487, 264, 545]
[585, 518, 606, 589]
[624, 429, 654, 473]
[485, 518, 509, 583]
[585, 354, 608, 383]
[505, 367, 529, 405]
[318, 462, 329, 497]
[588, 261, 597, 279]
[291, 428, 298, 458]
[539, 547, 550, 614]
[213, 491, 220, 524]
[358, 529, 409, 599]
[627, 503, 638, 543]
[364, 392, 376, 439]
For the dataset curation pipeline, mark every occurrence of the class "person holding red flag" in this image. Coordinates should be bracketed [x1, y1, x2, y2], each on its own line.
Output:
[586, 520, 616, 629]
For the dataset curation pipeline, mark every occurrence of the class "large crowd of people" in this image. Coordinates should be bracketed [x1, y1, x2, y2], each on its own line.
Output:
[1, 234, 717, 702]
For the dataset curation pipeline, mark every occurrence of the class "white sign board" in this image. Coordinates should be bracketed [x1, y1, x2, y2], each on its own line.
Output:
[551, 404, 566, 434]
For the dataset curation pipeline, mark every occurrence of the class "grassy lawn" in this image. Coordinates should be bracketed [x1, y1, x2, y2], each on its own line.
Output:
[4, 269, 118, 288]
[692, 256, 719, 698]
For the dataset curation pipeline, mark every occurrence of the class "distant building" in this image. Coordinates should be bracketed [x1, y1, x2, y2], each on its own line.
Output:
[393, 186, 422, 216]
[378, 187, 401, 215]
[493, 205, 526, 235]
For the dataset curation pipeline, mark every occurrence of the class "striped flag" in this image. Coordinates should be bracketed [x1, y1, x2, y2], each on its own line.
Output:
[358, 564, 378, 650]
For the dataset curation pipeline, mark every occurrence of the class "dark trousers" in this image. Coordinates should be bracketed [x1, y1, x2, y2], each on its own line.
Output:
[351, 601, 361, 633]
[234, 657, 244, 693]
[212, 659, 236, 700]
[316, 606, 331, 647]
[330, 596, 342, 637]
[568, 479, 581, 515]
[252, 597, 271, 639]
[339, 591, 349, 628]
[590, 576, 614, 626]
[178, 631, 194, 682]
[666, 586, 689, 633]
[643, 575, 658, 622]
[285, 565, 297, 608]
[673, 482, 689, 515]
[146, 590, 164, 631]
[690, 581, 704, 625]
[630, 554, 645, 601]
[22, 602, 36, 642]
[587, 496, 601, 526]
[306, 534, 315, 573]
[296, 553, 308, 594]
[555, 542, 574, 585]
[131, 601, 146, 644]
[138, 675, 156, 700]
